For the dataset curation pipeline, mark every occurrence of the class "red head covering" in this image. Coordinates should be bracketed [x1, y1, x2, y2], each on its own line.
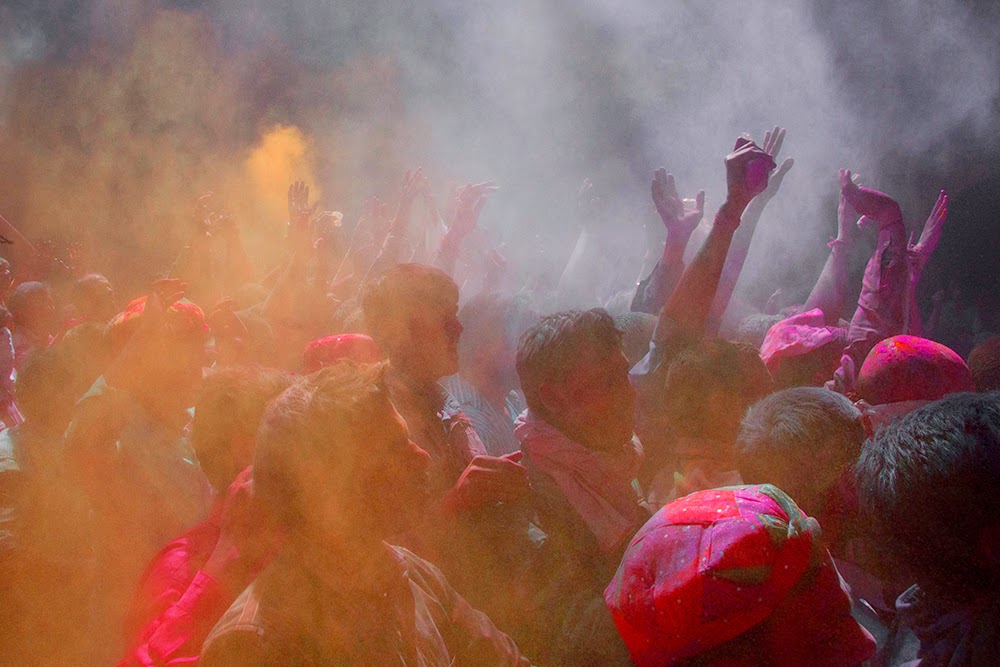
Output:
[106, 296, 208, 354]
[857, 335, 974, 406]
[302, 334, 382, 372]
[759, 308, 845, 375]
[604, 484, 875, 667]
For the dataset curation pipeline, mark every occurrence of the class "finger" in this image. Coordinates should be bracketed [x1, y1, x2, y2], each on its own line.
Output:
[502, 451, 523, 463]
[665, 173, 678, 200]
[763, 128, 773, 154]
[775, 157, 794, 178]
[695, 190, 706, 212]
[771, 127, 785, 158]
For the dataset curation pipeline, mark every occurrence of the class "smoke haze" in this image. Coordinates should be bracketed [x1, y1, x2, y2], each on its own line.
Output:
[0, 0, 997, 302]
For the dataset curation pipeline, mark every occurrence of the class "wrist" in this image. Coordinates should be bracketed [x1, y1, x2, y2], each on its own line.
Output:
[715, 200, 745, 229]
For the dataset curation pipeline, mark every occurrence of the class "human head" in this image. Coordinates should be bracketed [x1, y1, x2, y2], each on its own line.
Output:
[60, 321, 113, 390]
[735, 312, 783, 350]
[857, 335, 974, 405]
[362, 264, 461, 384]
[856, 392, 1000, 602]
[605, 484, 875, 666]
[191, 366, 294, 493]
[664, 339, 773, 445]
[105, 296, 209, 410]
[72, 273, 117, 324]
[302, 334, 382, 373]
[516, 309, 634, 451]
[968, 334, 1000, 392]
[758, 309, 847, 389]
[254, 361, 431, 547]
[736, 387, 864, 516]
[7, 281, 57, 336]
[457, 292, 536, 390]
[16, 348, 80, 433]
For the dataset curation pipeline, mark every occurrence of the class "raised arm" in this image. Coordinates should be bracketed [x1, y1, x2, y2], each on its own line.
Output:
[366, 169, 426, 278]
[904, 190, 948, 335]
[631, 170, 705, 314]
[830, 176, 909, 395]
[435, 181, 497, 277]
[707, 125, 794, 333]
[660, 137, 777, 337]
[802, 169, 862, 324]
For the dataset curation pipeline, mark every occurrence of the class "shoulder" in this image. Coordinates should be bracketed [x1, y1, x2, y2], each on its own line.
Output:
[202, 582, 268, 658]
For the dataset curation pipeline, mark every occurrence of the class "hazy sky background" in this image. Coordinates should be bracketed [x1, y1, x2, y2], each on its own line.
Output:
[0, 0, 997, 304]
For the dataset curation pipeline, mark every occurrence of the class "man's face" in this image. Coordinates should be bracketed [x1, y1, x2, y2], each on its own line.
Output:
[87, 278, 117, 322]
[548, 342, 636, 452]
[405, 296, 462, 382]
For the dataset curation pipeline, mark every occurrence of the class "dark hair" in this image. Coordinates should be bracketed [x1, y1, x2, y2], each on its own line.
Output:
[856, 391, 1000, 600]
[191, 366, 294, 492]
[736, 387, 863, 486]
[253, 361, 391, 531]
[516, 308, 622, 415]
[735, 313, 784, 349]
[7, 282, 50, 325]
[968, 335, 1000, 393]
[361, 264, 457, 347]
[664, 339, 773, 443]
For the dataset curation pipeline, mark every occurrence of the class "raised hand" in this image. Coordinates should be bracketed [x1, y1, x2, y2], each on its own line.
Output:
[758, 125, 794, 199]
[908, 190, 949, 276]
[651, 168, 705, 238]
[287, 180, 317, 226]
[399, 168, 427, 208]
[839, 168, 902, 229]
[725, 137, 777, 213]
[448, 181, 498, 241]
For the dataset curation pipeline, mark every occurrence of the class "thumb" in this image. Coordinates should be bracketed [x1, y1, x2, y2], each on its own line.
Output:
[502, 450, 523, 463]
[775, 157, 794, 179]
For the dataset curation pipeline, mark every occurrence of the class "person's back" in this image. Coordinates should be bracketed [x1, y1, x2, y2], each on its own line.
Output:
[857, 392, 1000, 666]
[605, 484, 876, 666]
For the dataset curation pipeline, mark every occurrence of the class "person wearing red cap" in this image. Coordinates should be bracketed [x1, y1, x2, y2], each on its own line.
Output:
[854, 335, 975, 434]
[117, 366, 292, 667]
[64, 288, 215, 662]
[301, 333, 382, 372]
[605, 484, 876, 666]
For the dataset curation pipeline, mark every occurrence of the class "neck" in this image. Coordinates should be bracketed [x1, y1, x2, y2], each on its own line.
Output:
[391, 357, 439, 393]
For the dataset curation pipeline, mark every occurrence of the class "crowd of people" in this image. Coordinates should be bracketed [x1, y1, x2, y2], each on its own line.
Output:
[1, 126, 999, 666]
